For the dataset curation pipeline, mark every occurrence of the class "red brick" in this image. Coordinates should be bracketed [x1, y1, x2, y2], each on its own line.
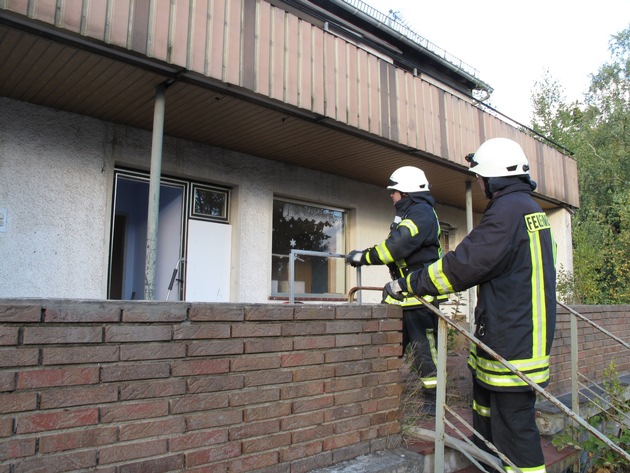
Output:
[281, 352, 324, 367]
[243, 369, 293, 387]
[39, 426, 118, 453]
[333, 415, 371, 434]
[101, 362, 170, 382]
[120, 378, 186, 400]
[336, 333, 372, 346]
[0, 391, 37, 413]
[279, 439, 323, 462]
[0, 327, 18, 345]
[242, 432, 291, 453]
[280, 380, 324, 399]
[231, 354, 281, 372]
[325, 321, 364, 334]
[292, 394, 334, 414]
[0, 437, 36, 458]
[323, 431, 360, 450]
[379, 345, 402, 357]
[104, 325, 171, 342]
[17, 407, 98, 433]
[324, 404, 362, 422]
[244, 338, 293, 353]
[244, 400, 292, 422]
[290, 451, 334, 473]
[187, 408, 243, 431]
[187, 374, 244, 393]
[294, 306, 335, 320]
[121, 303, 187, 322]
[0, 348, 38, 368]
[335, 361, 371, 377]
[379, 319, 402, 331]
[42, 345, 119, 365]
[100, 400, 169, 423]
[120, 416, 185, 441]
[12, 449, 97, 473]
[291, 424, 334, 443]
[189, 304, 245, 321]
[245, 305, 297, 323]
[324, 347, 363, 363]
[188, 340, 243, 357]
[99, 438, 167, 464]
[281, 322, 327, 336]
[335, 305, 372, 320]
[280, 411, 324, 431]
[0, 304, 41, 322]
[40, 384, 118, 409]
[232, 323, 282, 338]
[229, 387, 279, 406]
[325, 376, 362, 393]
[0, 418, 13, 438]
[292, 365, 334, 382]
[118, 454, 185, 473]
[173, 323, 231, 339]
[23, 326, 102, 345]
[17, 366, 99, 389]
[185, 441, 242, 467]
[121, 342, 186, 361]
[170, 392, 229, 414]
[229, 419, 279, 440]
[169, 428, 227, 451]
[334, 389, 370, 406]
[293, 335, 335, 350]
[363, 320, 380, 332]
[44, 302, 121, 323]
[0, 371, 15, 392]
[227, 450, 278, 471]
[171, 358, 230, 376]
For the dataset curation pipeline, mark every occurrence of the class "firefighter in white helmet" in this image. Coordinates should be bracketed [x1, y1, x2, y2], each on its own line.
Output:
[346, 165, 446, 413]
[385, 138, 557, 471]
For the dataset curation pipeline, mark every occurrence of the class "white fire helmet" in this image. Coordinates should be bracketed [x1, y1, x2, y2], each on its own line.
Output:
[387, 166, 430, 193]
[466, 138, 530, 178]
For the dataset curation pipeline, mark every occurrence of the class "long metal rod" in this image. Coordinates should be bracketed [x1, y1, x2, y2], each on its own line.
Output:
[465, 181, 476, 324]
[144, 83, 167, 300]
[434, 314, 448, 471]
[418, 296, 630, 464]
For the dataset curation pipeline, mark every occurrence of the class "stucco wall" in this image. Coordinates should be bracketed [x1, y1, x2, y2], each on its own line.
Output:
[0, 97, 574, 303]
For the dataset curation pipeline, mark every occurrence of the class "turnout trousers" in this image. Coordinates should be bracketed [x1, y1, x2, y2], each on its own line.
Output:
[472, 378, 546, 472]
[402, 304, 438, 390]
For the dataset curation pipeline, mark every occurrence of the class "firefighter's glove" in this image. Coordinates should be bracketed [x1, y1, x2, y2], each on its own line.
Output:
[345, 250, 366, 267]
[382, 278, 408, 302]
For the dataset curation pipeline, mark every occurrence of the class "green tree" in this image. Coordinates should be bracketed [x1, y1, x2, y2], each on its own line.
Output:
[530, 25, 630, 304]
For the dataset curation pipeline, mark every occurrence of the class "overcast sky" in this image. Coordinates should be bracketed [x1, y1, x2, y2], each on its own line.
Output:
[363, 0, 630, 126]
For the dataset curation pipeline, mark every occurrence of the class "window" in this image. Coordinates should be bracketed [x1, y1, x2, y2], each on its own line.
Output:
[271, 199, 346, 298]
[191, 184, 229, 222]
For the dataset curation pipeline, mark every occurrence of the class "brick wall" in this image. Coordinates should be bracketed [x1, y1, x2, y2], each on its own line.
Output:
[0, 300, 403, 473]
[549, 305, 630, 395]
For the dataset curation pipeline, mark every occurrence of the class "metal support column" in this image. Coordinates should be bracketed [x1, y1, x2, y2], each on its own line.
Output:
[465, 181, 476, 321]
[144, 83, 167, 300]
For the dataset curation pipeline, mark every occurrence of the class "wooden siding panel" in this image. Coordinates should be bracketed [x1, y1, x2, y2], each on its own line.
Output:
[310, 26, 325, 115]
[367, 54, 380, 135]
[356, 49, 370, 132]
[336, 38, 348, 124]
[346, 44, 358, 129]
[189, 0, 210, 73]
[107, 0, 131, 49]
[323, 33, 336, 119]
[130, 0, 150, 55]
[269, 6, 285, 101]
[396, 70, 409, 147]
[59, 0, 82, 33]
[284, 13, 299, 104]
[255, 0, 271, 95]
[5, 0, 28, 16]
[85, 1, 107, 40]
[224, 0, 242, 85]
[32, 0, 55, 24]
[170, 0, 190, 67]
[412, 77, 426, 152]
[207, 0, 227, 80]
[150, 0, 170, 61]
[297, 20, 312, 110]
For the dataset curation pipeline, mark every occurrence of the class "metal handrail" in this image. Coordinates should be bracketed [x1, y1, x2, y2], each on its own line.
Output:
[415, 296, 630, 472]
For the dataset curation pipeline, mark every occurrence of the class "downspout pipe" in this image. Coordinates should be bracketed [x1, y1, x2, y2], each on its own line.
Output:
[144, 80, 173, 300]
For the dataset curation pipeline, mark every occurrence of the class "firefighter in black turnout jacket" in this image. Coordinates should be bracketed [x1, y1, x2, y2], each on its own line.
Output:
[346, 166, 445, 411]
[384, 138, 557, 472]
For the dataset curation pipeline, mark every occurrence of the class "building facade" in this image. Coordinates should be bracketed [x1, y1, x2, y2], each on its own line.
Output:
[0, 0, 578, 305]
